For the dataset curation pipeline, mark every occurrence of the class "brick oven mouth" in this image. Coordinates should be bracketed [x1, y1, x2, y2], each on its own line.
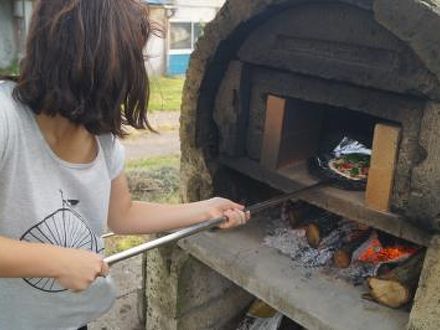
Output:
[259, 95, 401, 188]
[218, 88, 429, 248]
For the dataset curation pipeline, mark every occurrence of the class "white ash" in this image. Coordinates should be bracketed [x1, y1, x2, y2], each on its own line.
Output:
[319, 219, 360, 247]
[263, 217, 377, 284]
[263, 218, 333, 268]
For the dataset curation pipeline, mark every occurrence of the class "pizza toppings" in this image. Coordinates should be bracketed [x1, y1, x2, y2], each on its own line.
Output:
[309, 137, 372, 190]
[328, 154, 370, 181]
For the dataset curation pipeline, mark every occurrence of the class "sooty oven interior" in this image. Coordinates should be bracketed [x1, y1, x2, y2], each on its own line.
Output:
[178, 1, 440, 329]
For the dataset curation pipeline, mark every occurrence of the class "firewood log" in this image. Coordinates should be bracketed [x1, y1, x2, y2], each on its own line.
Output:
[283, 201, 319, 229]
[367, 251, 424, 308]
[284, 201, 308, 228]
[333, 229, 372, 268]
[306, 213, 341, 248]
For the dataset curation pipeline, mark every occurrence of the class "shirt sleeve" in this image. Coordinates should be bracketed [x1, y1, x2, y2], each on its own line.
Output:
[108, 137, 125, 180]
[0, 83, 12, 169]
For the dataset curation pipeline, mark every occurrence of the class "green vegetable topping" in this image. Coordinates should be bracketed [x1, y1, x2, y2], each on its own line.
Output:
[350, 167, 360, 176]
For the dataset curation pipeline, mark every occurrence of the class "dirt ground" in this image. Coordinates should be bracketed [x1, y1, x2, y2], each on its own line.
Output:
[124, 111, 180, 160]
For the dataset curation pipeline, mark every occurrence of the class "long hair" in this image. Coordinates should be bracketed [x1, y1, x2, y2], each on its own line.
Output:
[13, 0, 159, 137]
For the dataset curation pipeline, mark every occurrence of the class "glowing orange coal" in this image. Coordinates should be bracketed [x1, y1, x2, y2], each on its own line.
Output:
[357, 237, 418, 264]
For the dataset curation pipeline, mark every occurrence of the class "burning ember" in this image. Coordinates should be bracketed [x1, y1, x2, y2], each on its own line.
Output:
[354, 234, 418, 264]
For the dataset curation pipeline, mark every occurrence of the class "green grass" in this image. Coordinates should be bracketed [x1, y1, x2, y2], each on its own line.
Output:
[0, 61, 19, 77]
[105, 235, 148, 256]
[125, 154, 181, 204]
[149, 76, 185, 112]
[105, 154, 181, 255]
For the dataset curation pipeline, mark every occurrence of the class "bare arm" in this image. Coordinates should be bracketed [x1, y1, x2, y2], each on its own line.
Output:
[0, 236, 108, 291]
[0, 236, 63, 278]
[107, 173, 250, 235]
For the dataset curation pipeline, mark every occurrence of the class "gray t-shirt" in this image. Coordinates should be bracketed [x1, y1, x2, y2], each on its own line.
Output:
[0, 81, 125, 329]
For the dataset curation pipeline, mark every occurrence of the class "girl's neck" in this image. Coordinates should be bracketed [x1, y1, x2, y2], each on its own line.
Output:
[36, 113, 98, 164]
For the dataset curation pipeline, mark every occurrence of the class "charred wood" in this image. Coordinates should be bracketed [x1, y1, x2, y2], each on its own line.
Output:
[282, 201, 321, 229]
[367, 251, 424, 308]
[306, 213, 341, 248]
[333, 229, 372, 268]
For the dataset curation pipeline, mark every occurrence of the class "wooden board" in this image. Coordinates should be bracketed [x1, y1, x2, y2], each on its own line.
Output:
[261, 95, 286, 170]
[366, 124, 401, 212]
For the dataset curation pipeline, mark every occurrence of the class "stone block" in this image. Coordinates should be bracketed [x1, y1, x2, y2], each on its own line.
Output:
[213, 61, 244, 157]
[145, 243, 253, 330]
[408, 236, 440, 329]
[407, 103, 440, 230]
[374, 0, 440, 99]
[239, 3, 440, 99]
[176, 288, 252, 330]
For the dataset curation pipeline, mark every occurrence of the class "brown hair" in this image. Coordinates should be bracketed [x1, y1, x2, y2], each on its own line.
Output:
[13, 0, 158, 137]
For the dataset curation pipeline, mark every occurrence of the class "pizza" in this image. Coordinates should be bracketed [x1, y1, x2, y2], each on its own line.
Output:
[328, 154, 370, 181]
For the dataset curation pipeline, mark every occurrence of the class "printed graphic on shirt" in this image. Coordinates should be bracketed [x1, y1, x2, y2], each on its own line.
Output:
[19, 191, 104, 293]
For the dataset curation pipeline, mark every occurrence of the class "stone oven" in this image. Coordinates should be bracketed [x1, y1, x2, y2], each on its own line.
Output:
[145, 1, 440, 329]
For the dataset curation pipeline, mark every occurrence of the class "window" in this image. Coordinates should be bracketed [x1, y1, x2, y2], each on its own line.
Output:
[170, 22, 192, 50]
[169, 22, 204, 52]
[193, 23, 204, 41]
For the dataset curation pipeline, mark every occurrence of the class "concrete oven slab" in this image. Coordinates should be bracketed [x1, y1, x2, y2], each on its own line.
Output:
[408, 235, 440, 329]
[178, 217, 409, 330]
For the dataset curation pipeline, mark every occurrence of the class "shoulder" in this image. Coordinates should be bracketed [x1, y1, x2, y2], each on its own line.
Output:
[0, 80, 23, 130]
[0, 81, 20, 168]
[0, 80, 28, 124]
[98, 134, 123, 158]
[0, 80, 15, 95]
[98, 134, 125, 180]
[0, 80, 18, 116]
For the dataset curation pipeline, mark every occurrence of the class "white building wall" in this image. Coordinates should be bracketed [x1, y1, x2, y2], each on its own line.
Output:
[172, 0, 223, 22]
[0, 0, 34, 69]
[0, 0, 17, 69]
[145, 6, 168, 76]
[144, 0, 226, 76]
[146, 34, 167, 76]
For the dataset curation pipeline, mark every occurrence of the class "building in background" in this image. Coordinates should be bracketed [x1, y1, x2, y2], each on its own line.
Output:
[0, 0, 33, 70]
[147, 0, 225, 76]
[0, 0, 225, 75]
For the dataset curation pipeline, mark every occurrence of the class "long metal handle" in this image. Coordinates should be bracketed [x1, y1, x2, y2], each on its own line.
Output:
[104, 181, 326, 266]
[104, 217, 226, 266]
[246, 181, 326, 214]
[102, 232, 115, 239]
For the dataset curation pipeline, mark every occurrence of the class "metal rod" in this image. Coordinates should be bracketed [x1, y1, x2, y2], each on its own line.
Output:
[245, 181, 327, 214]
[104, 181, 326, 266]
[102, 232, 115, 239]
[104, 217, 225, 266]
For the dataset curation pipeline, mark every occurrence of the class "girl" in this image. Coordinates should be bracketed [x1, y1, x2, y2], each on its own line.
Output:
[0, 1, 249, 329]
